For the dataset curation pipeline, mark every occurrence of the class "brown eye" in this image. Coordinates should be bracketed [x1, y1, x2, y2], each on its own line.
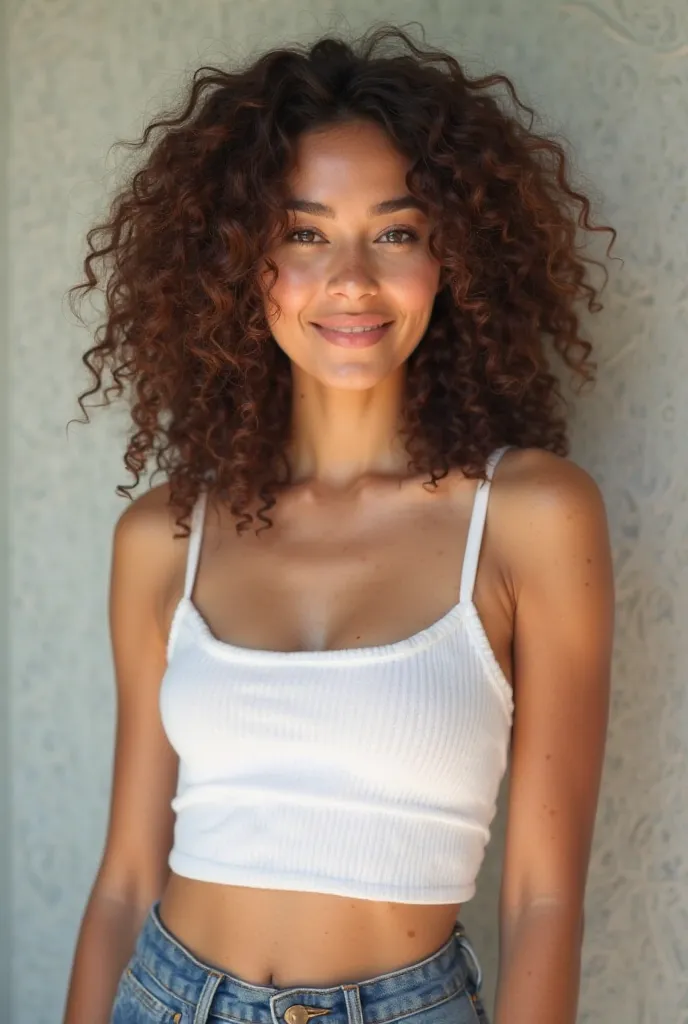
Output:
[286, 229, 323, 245]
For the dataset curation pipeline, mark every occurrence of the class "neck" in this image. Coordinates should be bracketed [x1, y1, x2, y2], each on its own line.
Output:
[285, 364, 410, 490]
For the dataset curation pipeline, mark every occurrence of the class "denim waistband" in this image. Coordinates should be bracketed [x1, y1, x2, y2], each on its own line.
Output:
[132, 902, 484, 1024]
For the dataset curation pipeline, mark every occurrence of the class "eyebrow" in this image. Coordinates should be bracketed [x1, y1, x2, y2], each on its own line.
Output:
[284, 196, 428, 218]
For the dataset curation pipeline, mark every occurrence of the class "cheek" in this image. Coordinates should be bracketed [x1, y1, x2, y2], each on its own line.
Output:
[267, 260, 319, 314]
[385, 258, 441, 310]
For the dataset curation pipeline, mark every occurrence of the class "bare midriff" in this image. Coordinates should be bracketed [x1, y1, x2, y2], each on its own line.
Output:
[158, 873, 461, 988]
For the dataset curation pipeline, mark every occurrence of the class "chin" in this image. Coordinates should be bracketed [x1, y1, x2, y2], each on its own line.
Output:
[316, 364, 393, 390]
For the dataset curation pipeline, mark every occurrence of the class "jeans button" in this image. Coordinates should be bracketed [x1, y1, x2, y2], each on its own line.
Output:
[284, 1006, 332, 1024]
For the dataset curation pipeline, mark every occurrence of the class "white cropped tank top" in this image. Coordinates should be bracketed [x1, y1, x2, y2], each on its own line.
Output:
[160, 446, 515, 904]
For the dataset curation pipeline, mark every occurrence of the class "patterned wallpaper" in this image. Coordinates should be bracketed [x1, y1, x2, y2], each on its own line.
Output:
[6, 1, 688, 1021]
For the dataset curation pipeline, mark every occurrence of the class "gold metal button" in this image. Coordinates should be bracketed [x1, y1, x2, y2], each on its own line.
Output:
[284, 1005, 332, 1024]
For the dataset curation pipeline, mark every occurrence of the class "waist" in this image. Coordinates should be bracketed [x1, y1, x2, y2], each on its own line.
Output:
[125, 899, 484, 1020]
[159, 873, 463, 987]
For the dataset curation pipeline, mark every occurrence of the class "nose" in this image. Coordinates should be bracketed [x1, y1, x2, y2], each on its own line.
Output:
[326, 245, 379, 300]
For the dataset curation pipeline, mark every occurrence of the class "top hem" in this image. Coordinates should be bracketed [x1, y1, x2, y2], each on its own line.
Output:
[168, 850, 477, 906]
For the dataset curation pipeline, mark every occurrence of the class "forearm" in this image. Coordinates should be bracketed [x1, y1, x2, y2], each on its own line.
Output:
[62, 890, 150, 1024]
[493, 903, 584, 1024]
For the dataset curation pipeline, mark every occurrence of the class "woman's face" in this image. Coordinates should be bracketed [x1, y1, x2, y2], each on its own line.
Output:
[261, 119, 442, 390]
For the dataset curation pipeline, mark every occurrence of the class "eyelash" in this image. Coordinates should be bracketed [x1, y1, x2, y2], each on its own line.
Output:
[286, 227, 420, 247]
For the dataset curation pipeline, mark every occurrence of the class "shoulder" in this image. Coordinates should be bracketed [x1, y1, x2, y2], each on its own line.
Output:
[111, 482, 189, 605]
[114, 481, 178, 553]
[495, 445, 606, 511]
[494, 446, 612, 597]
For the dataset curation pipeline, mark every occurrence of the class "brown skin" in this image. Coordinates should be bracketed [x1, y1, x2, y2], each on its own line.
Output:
[63, 122, 613, 1024]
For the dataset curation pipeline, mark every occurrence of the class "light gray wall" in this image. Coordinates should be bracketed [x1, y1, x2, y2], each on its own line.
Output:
[1, 0, 10, 1018]
[6, 1, 688, 1021]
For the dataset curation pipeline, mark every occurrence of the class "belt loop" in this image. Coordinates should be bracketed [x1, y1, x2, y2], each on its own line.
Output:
[457, 933, 483, 992]
[193, 970, 223, 1024]
[342, 986, 364, 1024]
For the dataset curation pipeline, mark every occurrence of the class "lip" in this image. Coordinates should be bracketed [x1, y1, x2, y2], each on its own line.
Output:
[311, 321, 394, 348]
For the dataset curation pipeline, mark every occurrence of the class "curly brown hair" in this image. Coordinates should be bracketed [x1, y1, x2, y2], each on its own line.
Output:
[68, 22, 616, 536]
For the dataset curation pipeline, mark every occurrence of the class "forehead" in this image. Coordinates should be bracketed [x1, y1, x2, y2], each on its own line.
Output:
[287, 121, 413, 198]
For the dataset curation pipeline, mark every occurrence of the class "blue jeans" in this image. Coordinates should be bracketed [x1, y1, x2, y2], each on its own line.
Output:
[111, 902, 490, 1024]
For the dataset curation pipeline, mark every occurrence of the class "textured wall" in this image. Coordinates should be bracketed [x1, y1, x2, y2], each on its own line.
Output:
[6, 1, 688, 1021]
[1, 0, 10, 1018]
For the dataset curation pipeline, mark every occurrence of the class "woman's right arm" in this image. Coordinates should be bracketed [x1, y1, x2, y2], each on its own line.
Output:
[62, 486, 182, 1024]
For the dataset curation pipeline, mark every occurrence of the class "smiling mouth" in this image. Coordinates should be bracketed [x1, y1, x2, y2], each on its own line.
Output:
[312, 322, 393, 332]
[311, 320, 394, 349]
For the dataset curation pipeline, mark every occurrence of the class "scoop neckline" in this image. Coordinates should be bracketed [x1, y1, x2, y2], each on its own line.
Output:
[168, 595, 514, 712]
[179, 592, 468, 661]
[164, 598, 509, 716]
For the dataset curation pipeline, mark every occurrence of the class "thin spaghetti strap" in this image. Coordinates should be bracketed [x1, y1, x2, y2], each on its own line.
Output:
[183, 489, 208, 600]
[459, 446, 512, 604]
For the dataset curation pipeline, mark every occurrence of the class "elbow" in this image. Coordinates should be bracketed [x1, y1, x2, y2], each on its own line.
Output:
[500, 892, 585, 946]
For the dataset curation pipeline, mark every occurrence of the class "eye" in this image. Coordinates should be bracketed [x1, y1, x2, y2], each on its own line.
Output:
[286, 229, 324, 245]
[285, 226, 420, 247]
[378, 227, 420, 245]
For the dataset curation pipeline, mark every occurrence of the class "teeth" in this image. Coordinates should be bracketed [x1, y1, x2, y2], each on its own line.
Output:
[322, 324, 386, 333]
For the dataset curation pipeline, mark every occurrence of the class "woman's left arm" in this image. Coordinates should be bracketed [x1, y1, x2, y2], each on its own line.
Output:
[493, 451, 615, 1024]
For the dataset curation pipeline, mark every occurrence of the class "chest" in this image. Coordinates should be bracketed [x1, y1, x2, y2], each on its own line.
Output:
[189, 495, 474, 651]
[162, 614, 513, 804]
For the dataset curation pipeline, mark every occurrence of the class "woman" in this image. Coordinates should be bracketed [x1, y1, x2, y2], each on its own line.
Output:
[63, 24, 616, 1024]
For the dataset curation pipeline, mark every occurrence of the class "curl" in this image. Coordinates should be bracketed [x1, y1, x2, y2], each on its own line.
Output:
[67, 22, 616, 535]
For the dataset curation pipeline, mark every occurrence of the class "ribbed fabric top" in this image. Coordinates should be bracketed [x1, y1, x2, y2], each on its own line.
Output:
[160, 446, 515, 905]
